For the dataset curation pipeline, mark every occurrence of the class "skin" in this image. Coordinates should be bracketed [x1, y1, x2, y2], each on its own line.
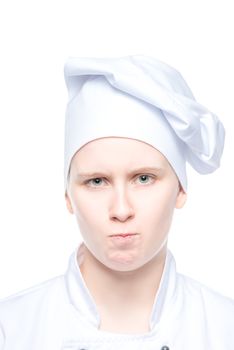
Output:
[65, 137, 187, 333]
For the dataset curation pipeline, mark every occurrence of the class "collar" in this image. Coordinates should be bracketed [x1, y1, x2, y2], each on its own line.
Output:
[64, 241, 178, 331]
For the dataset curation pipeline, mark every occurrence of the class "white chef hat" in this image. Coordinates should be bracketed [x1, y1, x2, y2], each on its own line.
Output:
[63, 55, 225, 193]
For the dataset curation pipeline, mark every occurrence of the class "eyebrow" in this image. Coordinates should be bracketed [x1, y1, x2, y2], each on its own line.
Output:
[76, 166, 164, 179]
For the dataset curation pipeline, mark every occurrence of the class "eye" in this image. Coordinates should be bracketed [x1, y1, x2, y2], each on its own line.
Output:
[84, 174, 155, 188]
[85, 177, 105, 187]
[136, 174, 154, 184]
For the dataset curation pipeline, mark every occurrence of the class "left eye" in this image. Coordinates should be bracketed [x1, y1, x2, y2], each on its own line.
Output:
[137, 174, 152, 183]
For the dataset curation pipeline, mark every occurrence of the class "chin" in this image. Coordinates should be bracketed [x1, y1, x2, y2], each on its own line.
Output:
[103, 254, 149, 272]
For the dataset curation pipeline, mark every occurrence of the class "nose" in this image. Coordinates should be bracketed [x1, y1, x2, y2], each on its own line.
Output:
[109, 185, 135, 222]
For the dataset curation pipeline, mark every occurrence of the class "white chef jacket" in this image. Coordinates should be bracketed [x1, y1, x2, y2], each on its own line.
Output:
[0, 242, 234, 350]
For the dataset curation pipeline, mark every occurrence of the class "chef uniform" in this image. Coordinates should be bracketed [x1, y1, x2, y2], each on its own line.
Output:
[0, 55, 233, 349]
[1, 241, 234, 349]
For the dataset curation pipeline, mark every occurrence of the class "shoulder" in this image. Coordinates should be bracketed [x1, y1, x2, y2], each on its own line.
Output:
[0, 275, 66, 324]
[0, 274, 65, 304]
[178, 272, 234, 305]
[177, 272, 234, 331]
[0, 275, 69, 348]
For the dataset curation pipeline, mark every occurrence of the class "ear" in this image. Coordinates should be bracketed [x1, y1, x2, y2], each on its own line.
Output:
[65, 191, 74, 214]
[175, 184, 187, 209]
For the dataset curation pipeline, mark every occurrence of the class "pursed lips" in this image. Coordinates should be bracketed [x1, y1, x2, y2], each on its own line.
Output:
[109, 233, 138, 237]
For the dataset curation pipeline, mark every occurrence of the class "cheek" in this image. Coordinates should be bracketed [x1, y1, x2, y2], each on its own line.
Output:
[138, 188, 177, 226]
[71, 191, 104, 229]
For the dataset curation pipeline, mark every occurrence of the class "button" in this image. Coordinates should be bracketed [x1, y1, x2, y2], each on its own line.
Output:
[161, 346, 170, 350]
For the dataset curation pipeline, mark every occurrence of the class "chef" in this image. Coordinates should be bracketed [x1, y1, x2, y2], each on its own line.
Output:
[0, 55, 234, 350]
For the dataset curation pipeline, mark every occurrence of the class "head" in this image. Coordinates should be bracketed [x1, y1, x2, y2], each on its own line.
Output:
[63, 55, 224, 273]
[65, 137, 187, 272]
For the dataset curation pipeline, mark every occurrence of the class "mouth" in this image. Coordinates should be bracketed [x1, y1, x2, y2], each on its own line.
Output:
[109, 233, 138, 237]
[108, 233, 140, 247]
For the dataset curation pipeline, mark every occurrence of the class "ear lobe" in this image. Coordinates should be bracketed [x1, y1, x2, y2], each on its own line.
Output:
[175, 186, 187, 209]
[65, 192, 74, 214]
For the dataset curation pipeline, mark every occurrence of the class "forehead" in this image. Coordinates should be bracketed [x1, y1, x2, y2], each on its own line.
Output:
[71, 137, 170, 169]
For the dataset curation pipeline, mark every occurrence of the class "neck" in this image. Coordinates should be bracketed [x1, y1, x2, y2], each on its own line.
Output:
[79, 245, 167, 333]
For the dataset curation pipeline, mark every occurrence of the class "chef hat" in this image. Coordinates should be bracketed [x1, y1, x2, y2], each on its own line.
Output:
[64, 55, 225, 193]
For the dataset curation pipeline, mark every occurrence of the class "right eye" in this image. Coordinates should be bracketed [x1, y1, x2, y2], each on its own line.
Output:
[85, 177, 105, 187]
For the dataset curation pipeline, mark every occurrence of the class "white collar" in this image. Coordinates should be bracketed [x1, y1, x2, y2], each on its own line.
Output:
[64, 242, 178, 331]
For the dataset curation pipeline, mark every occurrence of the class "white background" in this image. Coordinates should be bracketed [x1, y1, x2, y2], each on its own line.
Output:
[0, 0, 233, 300]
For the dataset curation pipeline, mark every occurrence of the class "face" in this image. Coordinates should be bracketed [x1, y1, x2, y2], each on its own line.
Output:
[65, 137, 187, 272]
